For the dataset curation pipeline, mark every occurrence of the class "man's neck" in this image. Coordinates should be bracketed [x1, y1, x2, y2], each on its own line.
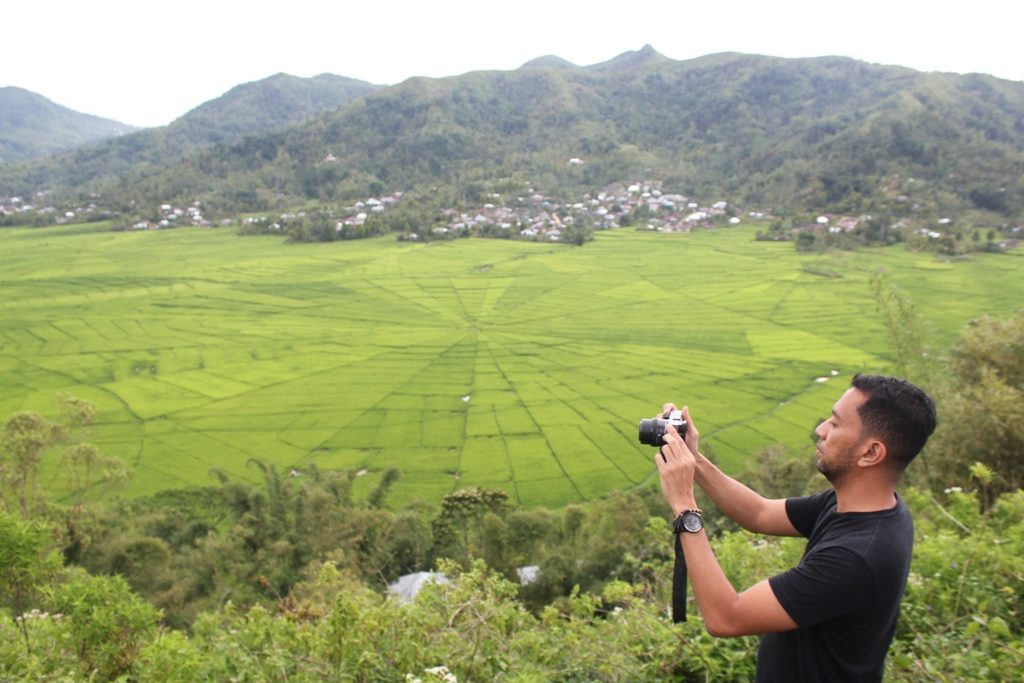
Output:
[833, 478, 899, 513]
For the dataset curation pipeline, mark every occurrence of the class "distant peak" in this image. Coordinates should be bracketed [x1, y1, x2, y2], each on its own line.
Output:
[586, 44, 668, 72]
[520, 54, 578, 70]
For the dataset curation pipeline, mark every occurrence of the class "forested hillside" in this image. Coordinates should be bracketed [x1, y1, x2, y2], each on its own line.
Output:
[1, 73, 378, 199]
[0, 87, 135, 163]
[4, 48, 1023, 226]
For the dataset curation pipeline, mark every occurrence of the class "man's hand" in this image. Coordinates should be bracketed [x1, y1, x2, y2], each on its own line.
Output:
[662, 402, 700, 456]
[655, 424, 699, 515]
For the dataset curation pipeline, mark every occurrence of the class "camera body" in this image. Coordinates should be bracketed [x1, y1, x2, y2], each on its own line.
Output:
[638, 409, 688, 446]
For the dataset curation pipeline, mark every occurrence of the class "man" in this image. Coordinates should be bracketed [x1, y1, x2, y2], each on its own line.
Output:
[655, 374, 936, 682]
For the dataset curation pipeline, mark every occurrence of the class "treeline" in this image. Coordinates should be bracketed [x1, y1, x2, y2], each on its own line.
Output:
[4, 485, 1019, 681]
[1, 305, 1022, 680]
[756, 212, 1019, 254]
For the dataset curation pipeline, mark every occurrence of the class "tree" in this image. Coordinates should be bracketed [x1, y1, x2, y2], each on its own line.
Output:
[44, 568, 160, 680]
[795, 230, 818, 252]
[928, 311, 1024, 500]
[869, 273, 938, 390]
[431, 487, 510, 565]
[0, 510, 62, 614]
[0, 396, 130, 517]
[0, 412, 64, 517]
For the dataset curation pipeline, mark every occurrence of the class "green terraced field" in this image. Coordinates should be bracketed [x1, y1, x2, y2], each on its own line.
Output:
[2, 223, 1023, 507]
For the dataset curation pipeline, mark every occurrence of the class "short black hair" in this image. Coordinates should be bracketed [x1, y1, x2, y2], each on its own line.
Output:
[851, 374, 937, 472]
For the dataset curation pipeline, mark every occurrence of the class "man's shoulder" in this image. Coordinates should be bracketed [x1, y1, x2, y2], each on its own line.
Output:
[785, 489, 836, 537]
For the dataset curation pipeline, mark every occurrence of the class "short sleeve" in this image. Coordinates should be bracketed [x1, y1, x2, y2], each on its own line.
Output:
[784, 489, 834, 538]
[768, 544, 875, 628]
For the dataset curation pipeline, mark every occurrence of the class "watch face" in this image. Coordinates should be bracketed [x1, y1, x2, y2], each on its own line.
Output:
[682, 511, 704, 533]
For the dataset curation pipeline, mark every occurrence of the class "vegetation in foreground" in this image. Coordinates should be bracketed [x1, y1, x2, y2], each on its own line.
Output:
[1, 306, 1021, 681]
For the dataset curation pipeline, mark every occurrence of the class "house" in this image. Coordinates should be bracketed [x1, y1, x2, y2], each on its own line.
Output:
[388, 572, 448, 603]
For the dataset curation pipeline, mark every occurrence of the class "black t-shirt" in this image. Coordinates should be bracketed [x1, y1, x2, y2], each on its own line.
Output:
[755, 489, 913, 683]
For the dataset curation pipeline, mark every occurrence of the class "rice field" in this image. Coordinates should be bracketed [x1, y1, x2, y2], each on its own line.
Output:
[2, 222, 1022, 507]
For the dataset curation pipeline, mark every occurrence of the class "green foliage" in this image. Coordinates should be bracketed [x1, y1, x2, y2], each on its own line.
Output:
[0, 75, 378, 209]
[0, 510, 62, 613]
[927, 310, 1024, 497]
[0, 479, 1022, 681]
[0, 412, 65, 516]
[41, 568, 159, 680]
[0, 395, 129, 516]
[888, 489, 1024, 680]
[432, 487, 510, 566]
[0, 86, 135, 164]
[870, 273, 938, 388]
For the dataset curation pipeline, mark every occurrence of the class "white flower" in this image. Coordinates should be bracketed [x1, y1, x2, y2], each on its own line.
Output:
[421, 666, 457, 683]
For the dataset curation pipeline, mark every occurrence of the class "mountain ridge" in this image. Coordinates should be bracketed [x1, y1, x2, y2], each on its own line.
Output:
[0, 72, 380, 194]
[3, 50, 1023, 224]
[0, 87, 136, 164]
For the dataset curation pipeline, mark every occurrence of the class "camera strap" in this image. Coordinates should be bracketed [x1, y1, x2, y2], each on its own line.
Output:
[672, 531, 687, 622]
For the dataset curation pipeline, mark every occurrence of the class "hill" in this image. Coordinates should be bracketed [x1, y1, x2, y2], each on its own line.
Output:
[0, 87, 135, 163]
[164, 72, 382, 147]
[3, 50, 1024, 223]
[0, 73, 379, 199]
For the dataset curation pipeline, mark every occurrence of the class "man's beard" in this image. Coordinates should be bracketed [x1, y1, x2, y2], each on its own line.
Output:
[816, 443, 859, 483]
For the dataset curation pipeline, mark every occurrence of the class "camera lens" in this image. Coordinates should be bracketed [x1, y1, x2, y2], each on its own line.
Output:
[638, 418, 664, 446]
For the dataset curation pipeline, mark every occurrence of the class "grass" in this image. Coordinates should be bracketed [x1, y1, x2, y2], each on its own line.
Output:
[2, 222, 1023, 508]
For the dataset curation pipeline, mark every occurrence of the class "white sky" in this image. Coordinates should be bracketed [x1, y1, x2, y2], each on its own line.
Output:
[3, 0, 1021, 128]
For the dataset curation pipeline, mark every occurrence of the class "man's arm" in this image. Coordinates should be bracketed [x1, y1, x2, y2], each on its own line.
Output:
[693, 452, 800, 537]
[679, 527, 798, 637]
[655, 428, 798, 636]
[667, 405, 799, 537]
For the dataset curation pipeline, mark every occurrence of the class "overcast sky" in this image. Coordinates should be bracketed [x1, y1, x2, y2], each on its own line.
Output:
[3, 0, 1021, 128]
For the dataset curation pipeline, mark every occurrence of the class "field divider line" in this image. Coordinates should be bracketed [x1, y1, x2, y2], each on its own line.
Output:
[156, 331, 458, 423]
[445, 277, 476, 323]
[158, 417, 291, 476]
[366, 277, 467, 327]
[476, 275, 587, 322]
[478, 339, 521, 504]
[766, 279, 799, 321]
[449, 332, 481, 495]
[8, 354, 147, 428]
[576, 424, 639, 487]
[486, 343, 585, 503]
[296, 334, 473, 466]
[673, 288, 886, 358]
[493, 405, 521, 506]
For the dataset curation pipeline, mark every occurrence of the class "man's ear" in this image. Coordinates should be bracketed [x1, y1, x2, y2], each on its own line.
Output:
[857, 440, 888, 468]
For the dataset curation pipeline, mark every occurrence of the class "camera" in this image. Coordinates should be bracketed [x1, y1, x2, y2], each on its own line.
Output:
[638, 409, 688, 446]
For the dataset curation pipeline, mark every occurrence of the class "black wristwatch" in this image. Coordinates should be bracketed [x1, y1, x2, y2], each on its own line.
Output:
[673, 508, 704, 534]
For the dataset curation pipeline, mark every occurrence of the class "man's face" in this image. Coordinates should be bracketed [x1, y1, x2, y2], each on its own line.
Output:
[814, 388, 869, 483]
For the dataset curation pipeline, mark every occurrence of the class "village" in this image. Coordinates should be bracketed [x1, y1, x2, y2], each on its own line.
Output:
[236, 177, 767, 244]
[425, 180, 758, 242]
[3, 173, 1019, 252]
